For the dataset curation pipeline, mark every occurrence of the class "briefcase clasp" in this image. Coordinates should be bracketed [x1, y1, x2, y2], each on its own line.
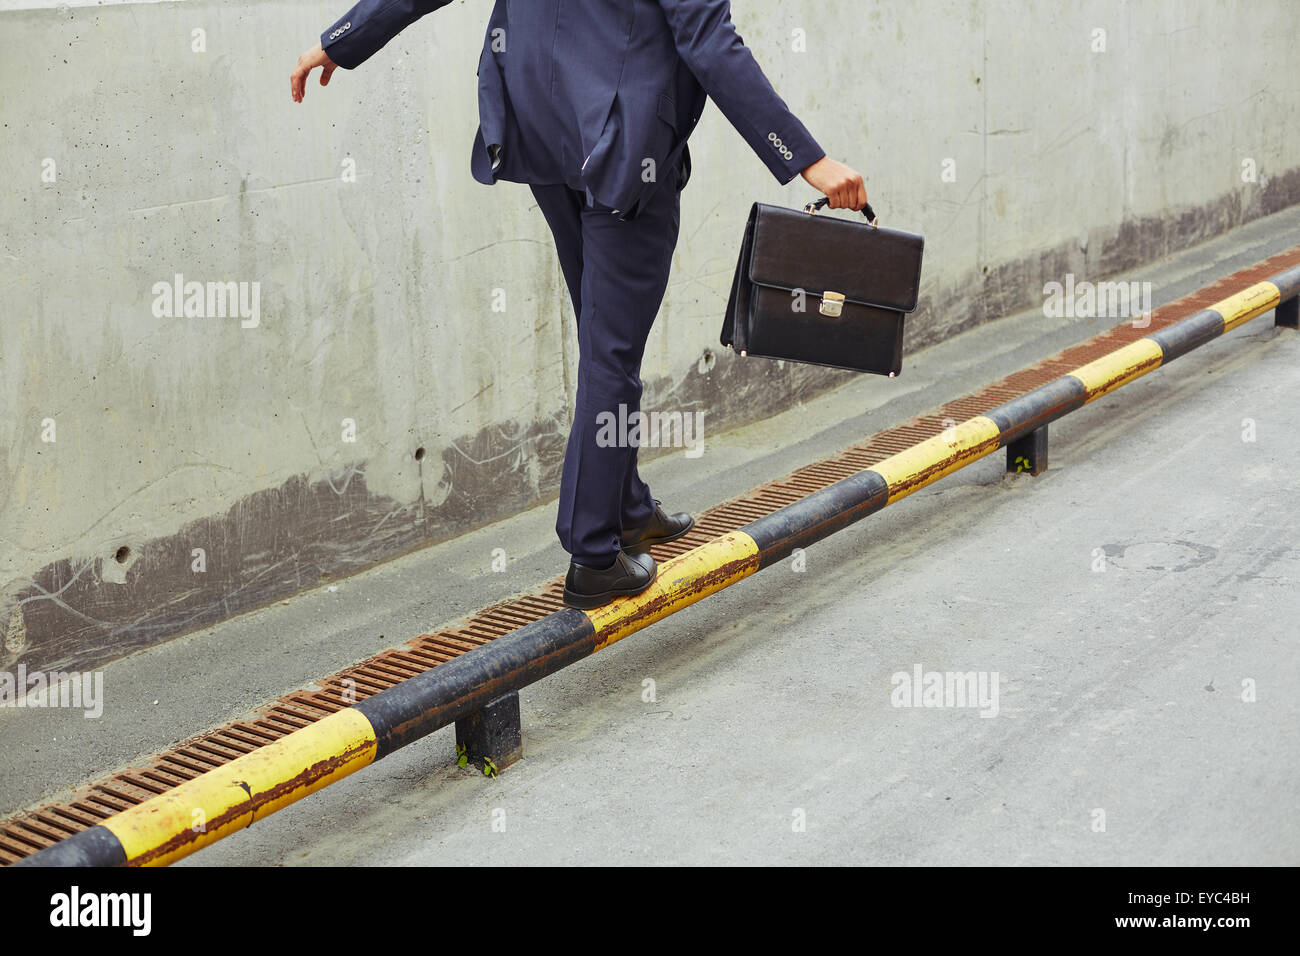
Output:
[819, 291, 846, 317]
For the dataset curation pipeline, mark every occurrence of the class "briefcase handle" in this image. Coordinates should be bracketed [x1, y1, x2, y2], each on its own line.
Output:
[804, 196, 879, 227]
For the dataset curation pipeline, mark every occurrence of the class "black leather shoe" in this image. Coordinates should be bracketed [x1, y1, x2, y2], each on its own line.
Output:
[621, 499, 695, 552]
[562, 550, 657, 610]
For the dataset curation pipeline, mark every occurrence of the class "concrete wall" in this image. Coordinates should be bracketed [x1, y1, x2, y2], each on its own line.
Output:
[3, 0, 1298, 672]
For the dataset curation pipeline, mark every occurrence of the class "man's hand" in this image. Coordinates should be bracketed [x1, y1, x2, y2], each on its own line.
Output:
[291, 43, 338, 103]
[800, 156, 868, 211]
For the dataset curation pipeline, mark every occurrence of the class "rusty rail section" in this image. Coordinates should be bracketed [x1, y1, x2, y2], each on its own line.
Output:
[7, 246, 1300, 866]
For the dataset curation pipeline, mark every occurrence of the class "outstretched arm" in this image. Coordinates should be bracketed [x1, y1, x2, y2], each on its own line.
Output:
[655, 0, 866, 209]
[292, 0, 454, 101]
[319, 0, 455, 69]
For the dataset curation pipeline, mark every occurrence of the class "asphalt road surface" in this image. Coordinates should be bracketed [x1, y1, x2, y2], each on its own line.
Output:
[187, 273, 1300, 866]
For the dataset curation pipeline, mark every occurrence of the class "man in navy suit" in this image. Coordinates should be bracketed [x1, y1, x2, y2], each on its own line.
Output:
[294, 1, 867, 609]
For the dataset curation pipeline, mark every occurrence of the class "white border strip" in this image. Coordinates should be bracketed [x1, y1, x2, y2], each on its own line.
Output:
[1, 0, 191, 11]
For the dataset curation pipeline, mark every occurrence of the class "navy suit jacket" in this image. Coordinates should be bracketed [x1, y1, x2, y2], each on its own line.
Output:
[322, 0, 825, 217]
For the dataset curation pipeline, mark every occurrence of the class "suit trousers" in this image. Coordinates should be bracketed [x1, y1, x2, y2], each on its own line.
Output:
[529, 164, 683, 567]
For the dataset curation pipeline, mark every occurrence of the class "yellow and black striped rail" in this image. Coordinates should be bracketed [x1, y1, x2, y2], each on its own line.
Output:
[16, 261, 1300, 867]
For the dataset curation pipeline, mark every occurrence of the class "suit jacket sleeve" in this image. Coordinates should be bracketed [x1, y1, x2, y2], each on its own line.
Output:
[321, 0, 454, 70]
[655, 0, 826, 184]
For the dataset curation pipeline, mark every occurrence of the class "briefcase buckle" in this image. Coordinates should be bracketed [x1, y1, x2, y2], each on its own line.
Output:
[819, 291, 846, 317]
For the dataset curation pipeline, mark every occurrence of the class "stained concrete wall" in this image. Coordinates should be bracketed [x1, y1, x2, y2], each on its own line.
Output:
[2, 0, 1298, 672]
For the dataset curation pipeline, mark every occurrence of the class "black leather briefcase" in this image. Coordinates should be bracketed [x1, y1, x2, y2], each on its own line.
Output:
[721, 198, 925, 376]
